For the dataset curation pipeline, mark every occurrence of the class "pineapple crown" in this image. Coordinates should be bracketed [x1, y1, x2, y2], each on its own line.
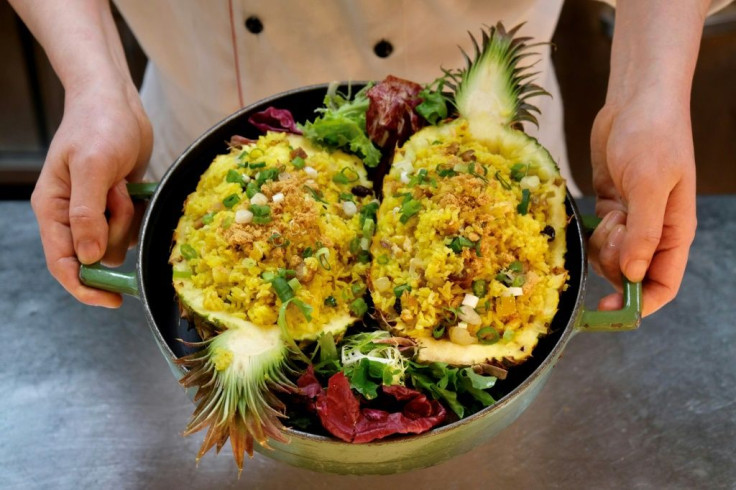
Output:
[442, 22, 550, 127]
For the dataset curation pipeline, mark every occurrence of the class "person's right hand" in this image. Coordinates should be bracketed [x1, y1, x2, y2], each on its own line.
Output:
[31, 79, 153, 307]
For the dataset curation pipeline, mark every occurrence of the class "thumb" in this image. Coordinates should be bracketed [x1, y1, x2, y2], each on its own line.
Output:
[620, 179, 669, 282]
[68, 157, 116, 265]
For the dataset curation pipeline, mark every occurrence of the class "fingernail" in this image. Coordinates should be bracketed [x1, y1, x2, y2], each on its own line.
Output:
[625, 259, 649, 282]
[78, 240, 100, 264]
[600, 210, 625, 233]
[607, 224, 626, 249]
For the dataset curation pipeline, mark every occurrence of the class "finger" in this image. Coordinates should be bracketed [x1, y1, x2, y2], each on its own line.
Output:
[31, 180, 123, 308]
[588, 210, 626, 276]
[596, 224, 626, 290]
[638, 231, 692, 317]
[619, 180, 670, 282]
[126, 201, 146, 248]
[598, 292, 623, 312]
[68, 153, 116, 265]
[102, 180, 135, 266]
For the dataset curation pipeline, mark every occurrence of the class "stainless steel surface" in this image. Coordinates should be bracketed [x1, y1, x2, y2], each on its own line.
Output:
[1, 197, 734, 489]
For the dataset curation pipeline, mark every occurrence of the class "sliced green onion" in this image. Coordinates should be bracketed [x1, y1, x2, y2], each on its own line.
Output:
[393, 284, 411, 298]
[291, 156, 305, 169]
[494, 171, 511, 190]
[226, 169, 244, 185]
[468, 162, 489, 183]
[245, 181, 260, 199]
[256, 167, 279, 186]
[324, 296, 338, 307]
[303, 185, 327, 204]
[357, 250, 371, 264]
[377, 254, 389, 265]
[408, 168, 429, 187]
[222, 216, 233, 229]
[339, 192, 354, 202]
[448, 236, 475, 254]
[477, 326, 500, 345]
[222, 193, 240, 208]
[436, 164, 457, 178]
[201, 212, 216, 225]
[271, 277, 295, 302]
[268, 233, 290, 248]
[261, 271, 276, 283]
[302, 246, 313, 258]
[510, 163, 528, 182]
[399, 199, 422, 224]
[472, 280, 487, 298]
[350, 298, 368, 317]
[332, 166, 360, 184]
[362, 218, 375, 238]
[315, 247, 331, 270]
[432, 324, 446, 339]
[173, 269, 192, 279]
[288, 277, 301, 291]
[180, 244, 198, 260]
[349, 237, 361, 255]
[512, 275, 526, 287]
[249, 162, 266, 169]
[253, 216, 272, 225]
[359, 201, 379, 227]
[351, 283, 365, 296]
[517, 189, 531, 215]
[509, 260, 523, 272]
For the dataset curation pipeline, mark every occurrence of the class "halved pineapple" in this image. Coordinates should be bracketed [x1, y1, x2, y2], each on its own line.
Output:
[170, 132, 375, 471]
[370, 24, 568, 368]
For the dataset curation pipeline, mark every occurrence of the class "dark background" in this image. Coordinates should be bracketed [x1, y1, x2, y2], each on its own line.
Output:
[1, 0, 735, 198]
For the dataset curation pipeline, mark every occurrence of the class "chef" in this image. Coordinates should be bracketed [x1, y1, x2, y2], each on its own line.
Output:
[8, 0, 729, 317]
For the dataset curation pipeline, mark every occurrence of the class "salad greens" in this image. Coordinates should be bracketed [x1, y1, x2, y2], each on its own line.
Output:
[299, 83, 383, 167]
[311, 330, 496, 418]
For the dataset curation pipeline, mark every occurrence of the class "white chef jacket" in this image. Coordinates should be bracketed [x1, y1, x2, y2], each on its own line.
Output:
[110, 0, 728, 196]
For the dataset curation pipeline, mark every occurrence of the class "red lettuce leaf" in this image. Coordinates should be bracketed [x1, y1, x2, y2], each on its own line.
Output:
[312, 372, 446, 443]
[365, 75, 426, 151]
[248, 107, 302, 135]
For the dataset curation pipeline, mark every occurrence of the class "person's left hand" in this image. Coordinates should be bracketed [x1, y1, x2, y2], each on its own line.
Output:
[588, 91, 697, 317]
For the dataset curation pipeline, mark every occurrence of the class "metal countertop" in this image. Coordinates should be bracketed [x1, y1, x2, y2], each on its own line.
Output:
[1, 197, 734, 489]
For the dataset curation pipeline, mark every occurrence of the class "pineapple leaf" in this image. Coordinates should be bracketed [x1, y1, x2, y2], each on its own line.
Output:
[443, 22, 550, 127]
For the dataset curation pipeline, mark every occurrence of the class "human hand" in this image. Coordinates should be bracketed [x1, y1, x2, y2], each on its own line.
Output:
[31, 80, 152, 307]
[588, 93, 697, 317]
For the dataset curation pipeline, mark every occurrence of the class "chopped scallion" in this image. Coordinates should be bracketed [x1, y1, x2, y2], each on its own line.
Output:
[477, 326, 500, 345]
[393, 283, 411, 298]
[332, 166, 360, 184]
[180, 244, 198, 260]
[517, 189, 531, 215]
[222, 194, 240, 208]
[350, 298, 368, 317]
[291, 156, 305, 169]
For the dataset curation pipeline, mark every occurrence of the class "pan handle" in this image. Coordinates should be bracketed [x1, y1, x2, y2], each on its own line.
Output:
[78, 182, 158, 298]
[577, 279, 642, 331]
[80, 263, 139, 297]
[576, 214, 642, 331]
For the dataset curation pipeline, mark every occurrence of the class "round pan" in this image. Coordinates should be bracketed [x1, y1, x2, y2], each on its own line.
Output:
[81, 83, 641, 475]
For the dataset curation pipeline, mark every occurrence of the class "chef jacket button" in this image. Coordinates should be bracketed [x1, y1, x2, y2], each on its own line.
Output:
[373, 39, 393, 58]
[245, 16, 264, 34]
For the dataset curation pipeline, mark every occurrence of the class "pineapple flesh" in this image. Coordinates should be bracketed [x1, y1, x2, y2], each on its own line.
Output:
[170, 132, 375, 471]
[369, 24, 568, 367]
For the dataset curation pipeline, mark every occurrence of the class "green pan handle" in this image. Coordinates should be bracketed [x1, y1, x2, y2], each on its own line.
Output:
[577, 280, 641, 331]
[576, 213, 642, 331]
[78, 182, 157, 298]
[80, 263, 139, 297]
[126, 182, 158, 199]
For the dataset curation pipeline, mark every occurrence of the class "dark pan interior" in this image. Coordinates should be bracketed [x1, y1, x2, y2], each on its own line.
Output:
[138, 83, 586, 404]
